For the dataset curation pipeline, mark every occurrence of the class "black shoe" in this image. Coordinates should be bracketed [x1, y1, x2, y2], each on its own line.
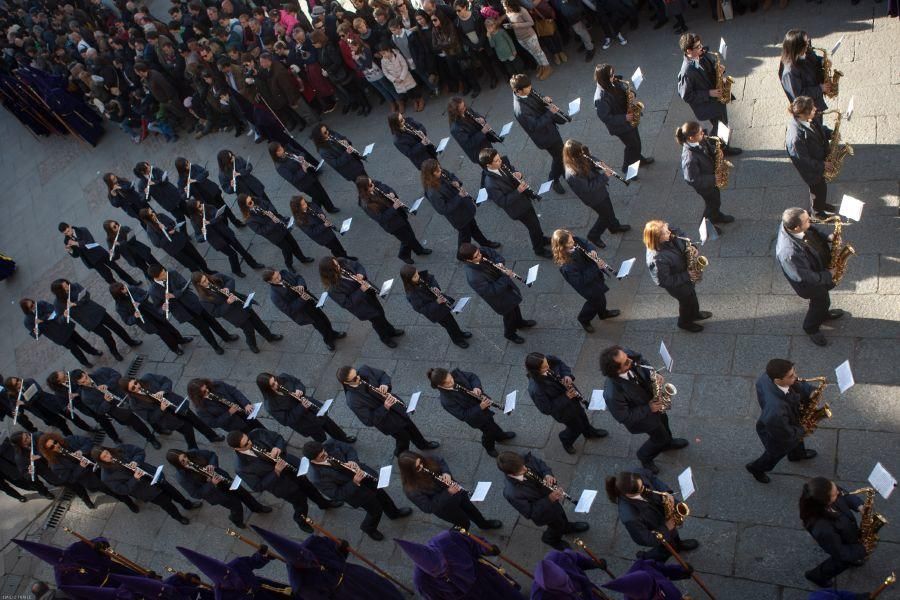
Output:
[809, 332, 828, 346]
[112, 352, 124, 362]
[461, 331, 473, 338]
[364, 529, 384, 541]
[723, 146, 742, 156]
[695, 311, 712, 321]
[213, 345, 225, 355]
[579, 320, 595, 333]
[325, 206, 341, 214]
[393, 507, 413, 519]
[499, 431, 517, 441]
[256, 505, 274, 513]
[180, 336, 194, 344]
[186, 500, 203, 510]
[81, 362, 94, 369]
[587, 428, 609, 438]
[745, 463, 771, 483]
[677, 539, 700, 551]
[324, 499, 344, 509]
[452, 339, 470, 348]
[788, 449, 818, 461]
[128, 502, 141, 514]
[16, 496, 27, 503]
[84, 498, 96, 509]
[325, 341, 336, 351]
[334, 331, 347, 340]
[39, 489, 55, 500]
[805, 570, 834, 588]
[248, 344, 260, 354]
[562, 443, 576, 455]
[230, 520, 247, 529]
[267, 334, 284, 342]
[640, 459, 660, 474]
[609, 225, 631, 233]
[127, 339, 142, 347]
[653, 17, 669, 29]
[342, 435, 357, 443]
[416, 248, 433, 256]
[506, 334, 525, 344]
[233, 271, 246, 278]
[826, 309, 845, 320]
[224, 334, 240, 342]
[534, 248, 552, 258]
[584, 48, 596, 62]
[678, 322, 704, 333]
[551, 179, 565, 194]
[383, 339, 398, 348]
[480, 519, 503, 530]
[248, 261, 264, 269]
[821, 202, 838, 213]
[390, 329, 405, 338]
[599, 310, 620, 319]
[420, 441, 440, 450]
[548, 539, 571, 550]
[712, 214, 735, 224]
[520, 319, 537, 328]
[667, 438, 689, 450]
[149, 438, 162, 450]
[300, 256, 315, 264]
[568, 521, 590, 533]
[482, 240, 502, 249]
[174, 347, 184, 356]
[640, 157, 655, 166]
[486, 447, 499, 457]
[400, 255, 415, 265]
[299, 521, 314, 533]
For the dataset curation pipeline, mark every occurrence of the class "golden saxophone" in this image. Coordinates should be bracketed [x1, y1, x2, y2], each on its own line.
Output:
[847, 487, 888, 557]
[814, 47, 842, 99]
[811, 215, 856, 285]
[676, 236, 709, 282]
[643, 489, 690, 527]
[708, 135, 733, 189]
[708, 51, 734, 105]
[645, 364, 677, 412]
[622, 77, 644, 127]
[822, 109, 854, 183]
[796, 376, 832, 435]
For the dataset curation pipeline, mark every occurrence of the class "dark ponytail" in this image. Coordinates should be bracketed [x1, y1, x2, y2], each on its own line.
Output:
[427, 368, 450, 388]
[605, 471, 643, 504]
[675, 121, 701, 146]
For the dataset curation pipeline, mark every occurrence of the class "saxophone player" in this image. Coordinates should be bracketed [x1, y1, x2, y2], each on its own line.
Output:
[676, 33, 742, 156]
[775, 207, 845, 347]
[600, 346, 689, 474]
[643, 220, 712, 333]
[593, 64, 654, 176]
[746, 359, 818, 484]
[779, 30, 830, 123]
[674, 122, 735, 227]
[606, 470, 699, 561]
[786, 97, 836, 218]
[799, 477, 869, 588]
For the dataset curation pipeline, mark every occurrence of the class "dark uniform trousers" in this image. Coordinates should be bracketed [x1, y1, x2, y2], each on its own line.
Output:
[223, 486, 268, 525]
[359, 488, 405, 534]
[437, 313, 466, 343]
[748, 440, 810, 473]
[636, 413, 675, 463]
[618, 127, 643, 173]
[276, 235, 309, 270]
[307, 417, 355, 444]
[478, 419, 506, 453]
[804, 289, 832, 334]
[809, 181, 828, 213]
[394, 222, 427, 261]
[668, 284, 701, 327]
[457, 219, 492, 250]
[109, 407, 157, 443]
[64, 331, 102, 366]
[546, 140, 565, 183]
[578, 296, 608, 326]
[558, 406, 595, 448]
[96, 261, 140, 286]
[698, 188, 723, 221]
[92, 313, 140, 356]
[237, 310, 277, 349]
[502, 305, 528, 339]
[283, 477, 333, 529]
[189, 310, 232, 349]
[390, 421, 431, 457]
[517, 208, 547, 254]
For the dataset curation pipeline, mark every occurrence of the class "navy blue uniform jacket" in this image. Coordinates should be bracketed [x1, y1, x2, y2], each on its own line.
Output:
[502, 452, 564, 526]
[404, 270, 453, 323]
[559, 237, 609, 301]
[343, 366, 412, 435]
[513, 92, 563, 150]
[754, 374, 813, 455]
[464, 247, 522, 315]
[438, 369, 494, 428]
[775, 223, 835, 299]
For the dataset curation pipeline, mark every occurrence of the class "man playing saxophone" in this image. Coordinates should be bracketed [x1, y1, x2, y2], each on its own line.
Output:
[746, 359, 819, 484]
[775, 207, 846, 347]
[786, 97, 836, 218]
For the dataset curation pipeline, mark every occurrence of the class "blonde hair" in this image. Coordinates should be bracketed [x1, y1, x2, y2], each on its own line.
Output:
[643, 220, 667, 251]
[551, 229, 574, 266]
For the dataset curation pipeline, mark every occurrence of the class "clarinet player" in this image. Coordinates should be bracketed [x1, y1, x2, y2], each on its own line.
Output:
[389, 112, 437, 170]
[356, 176, 431, 265]
[262, 268, 346, 351]
[510, 74, 566, 194]
[256, 371, 357, 443]
[562, 140, 630, 249]
[642, 220, 711, 333]
[550, 228, 620, 332]
[269, 142, 340, 214]
[599, 345, 689, 474]
[399, 265, 472, 348]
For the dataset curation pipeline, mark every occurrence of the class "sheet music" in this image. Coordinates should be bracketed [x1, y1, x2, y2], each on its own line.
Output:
[298, 457, 310, 476]
[868, 462, 897, 500]
[436, 137, 450, 153]
[574, 490, 597, 513]
[362, 143, 375, 156]
[504, 390, 516, 414]
[377, 465, 392, 489]
[499, 122, 513, 138]
[525, 264, 539, 287]
[471, 481, 492, 502]
[678, 467, 696, 500]
[410, 197, 424, 214]
[229, 475, 243, 491]
[838, 195, 864, 222]
[242, 292, 255, 309]
[625, 161, 640, 181]
[835, 360, 855, 393]
[567, 97, 581, 117]
[339, 218, 352, 235]
[406, 392, 421, 413]
[476, 188, 488, 204]
[379, 279, 394, 298]
[315, 292, 328, 308]
[659, 341, 674, 372]
[247, 403, 261, 419]
[151, 465, 164, 485]
[588, 389, 606, 411]
[316, 399, 333, 417]
[617, 258, 635, 280]
[537, 181, 553, 195]
[631, 67, 644, 90]
[451, 297, 470, 314]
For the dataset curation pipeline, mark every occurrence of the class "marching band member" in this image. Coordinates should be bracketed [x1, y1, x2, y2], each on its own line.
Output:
[91, 443, 200, 524]
[775, 207, 844, 347]
[237, 194, 315, 272]
[479, 148, 551, 258]
[599, 345, 689, 473]
[337, 364, 439, 456]
[226, 429, 341, 534]
[192, 271, 283, 354]
[357, 176, 431, 264]
[676, 32, 742, 155]
[139, 207, 214, 275]
[45, 372, 120, 440]
[562, 140, 630, 249]
[262, 268, 346, 350]
[458, 243, 534, 344]
[497, 450, 589, 550]
[218, 150, 274, 207]
[447, 96, 498, 167]
[400, 266, 471, 347]
[319, 257, 405, 348]
[311, 123, 369, 183]
[59, 222, 140, 285]
[510, 74, 567, 194]
[67, 369, 161, 448]
[551, 229, 620, 332]
[605, 469, 700, 561]
[799, 477, 869, 588]
[398, 450, 503, 530]
[147, 265, 238, 355]
[174, 157, 244, 229]
[185, 199, 263, 278]
[785, 97, 835, 218]
[674, 122, 735, 226]
[302, 440, 413, 541]
[269, 142, 339, 214]
[166, 448, 272, 529]
[4, 431, 57, 501]
[256, 371, 357, 443]
[533, 549, 610, 599]
[103, 173, 150, 222]
[779, 30, 830, 117]
[120, 372, 224, 448]
[102, 220, 161, 278]
[20, 298, 101, 367]
[594, 64, 654, 175]
[421, 159, 501, 250]
[427, 367, 516, 457]
[643, 220, 711, 333]
[50, 278, 141, 362]
[187, 378, 266, 435]
[2, 376, 77, 435]
[389, 112, 438, 170]
[526, 352, 608, 454]
[134, 161, 188, 222]
[289, 195, 354, 259]
[746, 359, 818, 484]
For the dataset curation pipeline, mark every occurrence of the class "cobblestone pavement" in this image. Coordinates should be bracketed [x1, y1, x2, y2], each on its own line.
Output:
[1, 4, 898, 598]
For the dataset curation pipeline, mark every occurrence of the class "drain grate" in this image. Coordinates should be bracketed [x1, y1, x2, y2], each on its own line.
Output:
[43, 355, 146, 529]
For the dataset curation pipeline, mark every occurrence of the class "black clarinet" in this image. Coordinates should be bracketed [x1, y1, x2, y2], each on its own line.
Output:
[206, 391, 244, 412]
[421, 280, 452, 306]
[529, 90, 571, 123]
[464, 108, 502, 143]
[523, 468, 576, 504]
[276, 384, 323, 411]
[359, 378, 407, 410]
[250, 444, 298, 474]
[573, 243, 616, 277]
[545, 369, 588, 409]
[452, 383, 503, 410]
[402, 123, 436, 151]
[329, 134, 365, 161]
[326, 456, 378, 484]
[583, 151, 630, 186]
[480, 257, 526, 283]
[499, 162, 540, 202]
[205, 280, 248, 304]
[439, 171, 469, 198]
[373, 183, 410, 213]
[280, 281, 314, 302]
[184, 458, 234, 487]
[419, 465, 467, 493]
